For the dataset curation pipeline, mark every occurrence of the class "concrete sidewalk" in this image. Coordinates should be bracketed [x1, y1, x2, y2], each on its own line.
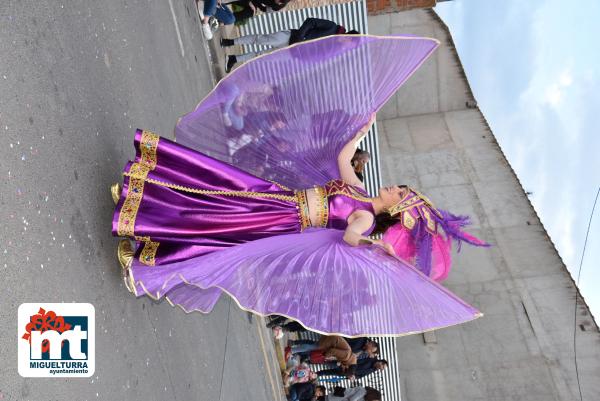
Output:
[0, 0, 283, 400]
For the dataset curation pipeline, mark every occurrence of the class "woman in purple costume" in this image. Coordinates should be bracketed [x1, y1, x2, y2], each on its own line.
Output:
[111, 34, 488, 337]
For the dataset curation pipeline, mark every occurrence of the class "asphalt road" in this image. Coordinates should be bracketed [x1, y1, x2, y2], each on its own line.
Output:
[0, 1, 282, 400]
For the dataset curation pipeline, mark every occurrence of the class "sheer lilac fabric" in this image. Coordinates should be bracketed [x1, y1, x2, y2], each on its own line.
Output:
[175, 35, 440, 189]
[131, 229, 481, 337]
[125, 34, 483, 337]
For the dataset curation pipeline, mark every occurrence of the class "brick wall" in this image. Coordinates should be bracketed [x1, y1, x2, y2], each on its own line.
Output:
[367, 0, 436, 14]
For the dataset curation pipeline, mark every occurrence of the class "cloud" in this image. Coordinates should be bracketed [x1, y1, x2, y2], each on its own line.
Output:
[539, 68, 573, 107]
[559, 70, 573, 87]
[436, 0, 600, 314]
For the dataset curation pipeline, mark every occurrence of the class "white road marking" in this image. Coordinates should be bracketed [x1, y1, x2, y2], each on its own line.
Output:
[168, 0, 185, 57]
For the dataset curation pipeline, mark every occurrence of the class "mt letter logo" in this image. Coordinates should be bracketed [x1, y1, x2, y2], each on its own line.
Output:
[18, 303, 95, 377]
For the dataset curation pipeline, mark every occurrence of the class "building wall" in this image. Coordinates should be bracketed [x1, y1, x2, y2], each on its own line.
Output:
[371, 9, 600, 401]
[286, 0, 436, 14]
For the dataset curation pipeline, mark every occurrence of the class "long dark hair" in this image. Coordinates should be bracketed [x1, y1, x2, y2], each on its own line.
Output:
[371, 185, 408, 236]
[372, 211, 398, 236]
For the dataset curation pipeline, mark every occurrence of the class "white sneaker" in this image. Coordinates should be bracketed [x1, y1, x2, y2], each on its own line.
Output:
[209, 16, 219, 32]
[201, 22, 213, 40]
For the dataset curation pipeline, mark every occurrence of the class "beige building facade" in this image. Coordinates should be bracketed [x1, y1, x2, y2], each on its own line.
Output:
[370, 9, 600, 401]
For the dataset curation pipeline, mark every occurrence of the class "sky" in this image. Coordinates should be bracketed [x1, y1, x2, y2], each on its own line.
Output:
[435, 0, 600, 318]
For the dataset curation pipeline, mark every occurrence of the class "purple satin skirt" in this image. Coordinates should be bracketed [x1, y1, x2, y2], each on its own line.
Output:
[112, 129, 302, 266]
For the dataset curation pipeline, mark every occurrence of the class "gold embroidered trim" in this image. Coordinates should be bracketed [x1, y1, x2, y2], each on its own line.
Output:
[116, 130, 161, 266]
[408, 187, 442, 218]
[118, 177, 146, 237]
[117, 130, 160, 237]
[324, 179, 373, 203]
[307, 180, 372, 229]
[402, 212, 416, 229]
[133, 235, 160, 266]
[269, 180, 291, 191]
[296, 190, 311, 230]
[139, 240, 160, 266]
[121, 175, 298, 202]
[139, 131, 160, 169]
[314, 185, 329, 228]
[388, 188, 441, 234]
[388, 194, 424, 216]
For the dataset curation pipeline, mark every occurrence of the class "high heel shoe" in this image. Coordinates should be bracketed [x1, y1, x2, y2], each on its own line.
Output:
[111, 183, 122, 205]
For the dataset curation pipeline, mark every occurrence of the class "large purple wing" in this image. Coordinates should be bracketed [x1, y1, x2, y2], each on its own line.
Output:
[175, 35, 439, 189]
[130, 228, 481, 337]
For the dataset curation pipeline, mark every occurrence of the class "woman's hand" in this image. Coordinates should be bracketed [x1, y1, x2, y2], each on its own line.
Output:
[355, 236, 396, 257]
[337, 113, 375, 187]
[353, 113, 376, 141]
[373, 239, 396, 257]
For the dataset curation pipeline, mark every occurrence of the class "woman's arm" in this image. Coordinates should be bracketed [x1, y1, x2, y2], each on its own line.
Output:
[343, 210, 396, 257]
[337, 114, 375, 187]
[342, 210, 374, 246]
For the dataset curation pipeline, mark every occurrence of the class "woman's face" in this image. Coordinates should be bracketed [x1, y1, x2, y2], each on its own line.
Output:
[358, 153, 370, 164]
[378, 186, 408, 210]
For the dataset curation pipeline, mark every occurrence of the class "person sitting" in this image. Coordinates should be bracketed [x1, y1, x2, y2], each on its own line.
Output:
[220, 17, 359, 72]
[284, 364, 318, 387]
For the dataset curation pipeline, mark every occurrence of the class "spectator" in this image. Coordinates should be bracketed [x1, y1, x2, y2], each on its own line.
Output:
[288, 336, 378, 361]
[220, 81, 278, 131]
[220, 17, 359, 72]
[351, 150, 370, 182]
[348, 338, 379, 361]
[198, 0, 235, 41]
[318, 358, 387, 381]
[285, 364, 318, 387]
[288, 383, 326, 401]
[326, 386, 381, 401]
[230, 0, 291, 26]
[312, 336, 357, 374]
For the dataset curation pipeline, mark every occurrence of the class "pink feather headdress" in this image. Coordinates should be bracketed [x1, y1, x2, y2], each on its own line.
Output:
[383, 188, 489, 281]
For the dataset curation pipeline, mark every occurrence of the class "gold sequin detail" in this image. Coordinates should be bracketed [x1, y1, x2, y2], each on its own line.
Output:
[388, 187, 441, 234]
[269, 180, 292, 191]
[314, 185, 329, 228]
[388, 193, 423, 216]
[403, 212, 416, 229]
[139, 240, 160, 266]
[296, 190, 311, 230]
